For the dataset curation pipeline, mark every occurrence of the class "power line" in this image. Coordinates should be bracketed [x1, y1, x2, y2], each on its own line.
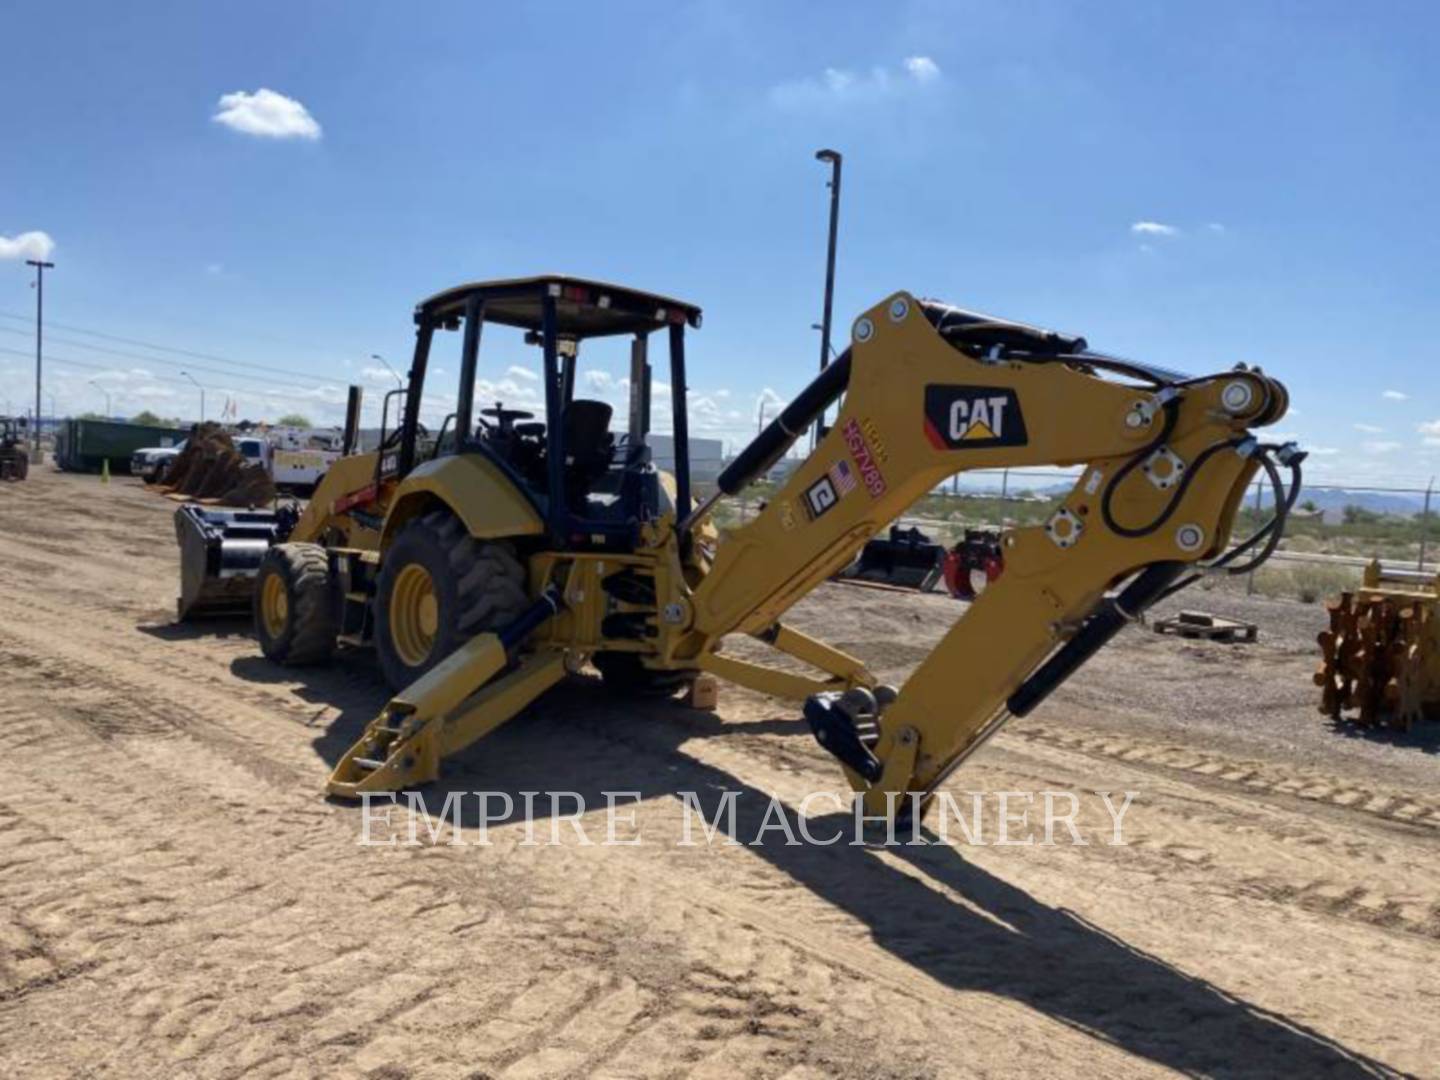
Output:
[0, 310, 352, 386]
[0, 330, 349, 400]
[0, 324, 337, 388]
[0, 325, 341, 397]
[0, 345, 347, 410]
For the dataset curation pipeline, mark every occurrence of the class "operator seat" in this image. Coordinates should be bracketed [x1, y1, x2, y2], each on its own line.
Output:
[562, 399, 615, 507]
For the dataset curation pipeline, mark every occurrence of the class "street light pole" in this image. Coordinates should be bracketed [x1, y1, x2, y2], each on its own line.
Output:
[25, 258, 54, 455]
[370, 352, 404, 389]
[813, 149, 842, 449]
[88, 380, 112, 417]
[181, 370, 206, 423]
[810, 323, 839, 360]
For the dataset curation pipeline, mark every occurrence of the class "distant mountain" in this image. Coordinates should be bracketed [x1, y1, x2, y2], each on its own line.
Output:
[935, 478, 1428, 517]
[1287, 488, 1425, 516]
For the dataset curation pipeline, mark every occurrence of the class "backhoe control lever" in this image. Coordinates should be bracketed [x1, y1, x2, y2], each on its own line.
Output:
[804, 687, 884, 782]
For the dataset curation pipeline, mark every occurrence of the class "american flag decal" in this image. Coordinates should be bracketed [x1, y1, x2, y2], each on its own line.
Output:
[829, 459, 857, 494]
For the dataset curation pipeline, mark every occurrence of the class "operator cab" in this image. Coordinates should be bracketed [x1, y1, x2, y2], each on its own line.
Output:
[391, 275, 702, 549]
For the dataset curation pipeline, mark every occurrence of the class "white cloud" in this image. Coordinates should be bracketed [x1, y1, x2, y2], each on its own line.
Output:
[478, 378, 541, 405]
[582, 369, 615, 392]
[1362, 440, 1402, 454]
[1382, 389, 1408, 401]
[212, 89, 322, 140]
[0, 230, 55, 261]
[771, 57, 941, 108]
[1419, 419, 1440, 446]
[1352, 422, 1384, 434]
[505, 365, 538, 382]
[1130, 221, 1179, 237]
[1205, 223, 1226, 233]
[361, 365, 400, 385]
[903, 56, 941, 82]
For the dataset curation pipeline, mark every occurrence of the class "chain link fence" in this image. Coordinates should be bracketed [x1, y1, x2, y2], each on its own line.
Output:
[699, 463, 1436, 603]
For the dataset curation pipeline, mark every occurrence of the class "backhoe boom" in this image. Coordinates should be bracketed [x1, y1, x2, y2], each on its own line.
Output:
[688, 291, 1293, 816]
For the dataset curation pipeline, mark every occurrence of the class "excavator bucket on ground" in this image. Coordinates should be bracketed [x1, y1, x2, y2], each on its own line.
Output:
[175, 504, 286, 619]
[1316, 561, 1440, 730]
[837, 525, 946, 590]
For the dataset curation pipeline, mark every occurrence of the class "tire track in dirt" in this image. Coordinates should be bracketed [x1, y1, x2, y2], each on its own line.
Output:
[1011, 722, 1440, 828]
[2, 472, 1432, 1077]
[0, 640, 924, 1073]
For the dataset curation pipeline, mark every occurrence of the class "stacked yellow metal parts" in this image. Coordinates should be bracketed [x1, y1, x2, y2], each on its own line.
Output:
[1316, 561, 1440, 730]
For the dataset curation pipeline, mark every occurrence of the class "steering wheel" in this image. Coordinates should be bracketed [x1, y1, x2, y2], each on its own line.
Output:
[480, 405, 534, 424]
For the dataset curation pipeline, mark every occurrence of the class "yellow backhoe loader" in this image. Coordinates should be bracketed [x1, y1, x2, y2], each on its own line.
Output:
[0, 416, 29, 482]
[180, 275, 1301, 821]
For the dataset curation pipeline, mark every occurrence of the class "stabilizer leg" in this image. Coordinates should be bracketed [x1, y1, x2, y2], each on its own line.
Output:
[327, 588, 565, 798]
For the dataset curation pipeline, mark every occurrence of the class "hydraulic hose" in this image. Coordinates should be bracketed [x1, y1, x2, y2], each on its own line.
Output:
[1007, 561, 1186, 718]
[716, 352, 852, 497]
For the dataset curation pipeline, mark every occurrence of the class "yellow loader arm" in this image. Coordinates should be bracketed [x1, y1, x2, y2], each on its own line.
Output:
[687, 291, 1296, 818]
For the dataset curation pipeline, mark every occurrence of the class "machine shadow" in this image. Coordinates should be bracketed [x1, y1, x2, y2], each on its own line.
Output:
[139, 618, 253, 644]
[229, 649, 395, 739]
[1323, 716, 1440, 755]
[294, 675, 1402, 1079]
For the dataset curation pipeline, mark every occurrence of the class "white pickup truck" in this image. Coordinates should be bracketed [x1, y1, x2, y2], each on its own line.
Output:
[131, 438, 188, 481]
[135, 428, 342, 488]
[134, 436, 268, 484]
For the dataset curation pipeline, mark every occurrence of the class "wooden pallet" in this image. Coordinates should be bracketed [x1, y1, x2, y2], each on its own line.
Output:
[1153, 610, 1258, 643]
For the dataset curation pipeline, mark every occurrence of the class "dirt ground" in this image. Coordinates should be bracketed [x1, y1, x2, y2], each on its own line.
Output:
[1, 470, 1436, 1079]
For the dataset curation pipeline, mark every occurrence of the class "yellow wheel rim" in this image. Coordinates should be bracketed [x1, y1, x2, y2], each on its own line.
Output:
[389, 563, 439, 668]
[260, 573, 289, 640]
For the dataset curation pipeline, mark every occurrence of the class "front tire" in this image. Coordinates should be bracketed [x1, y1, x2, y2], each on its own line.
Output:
[374, 511, 528, 691]
[254, 543, 338, 665]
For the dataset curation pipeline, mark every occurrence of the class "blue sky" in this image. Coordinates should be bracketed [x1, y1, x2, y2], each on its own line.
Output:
[2, 0, 1437, 485]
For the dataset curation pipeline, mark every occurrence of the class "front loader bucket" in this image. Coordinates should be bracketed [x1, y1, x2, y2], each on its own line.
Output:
[174, 503, 281, 620]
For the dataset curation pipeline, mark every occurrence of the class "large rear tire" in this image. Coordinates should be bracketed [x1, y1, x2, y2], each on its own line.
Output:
[374, 510, 529, 692]
[254, 543, 338, 665]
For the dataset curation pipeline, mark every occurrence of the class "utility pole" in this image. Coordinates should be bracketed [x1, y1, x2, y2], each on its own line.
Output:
[181, 370, 206, 423]
[89, 380, 112, 417]
[1420, 477, 1435, 572]
[813, 148, 842, 449]
[26, 258, 54, 457]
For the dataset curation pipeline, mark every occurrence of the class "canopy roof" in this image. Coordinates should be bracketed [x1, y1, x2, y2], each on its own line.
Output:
[417, 275, 702, 338]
